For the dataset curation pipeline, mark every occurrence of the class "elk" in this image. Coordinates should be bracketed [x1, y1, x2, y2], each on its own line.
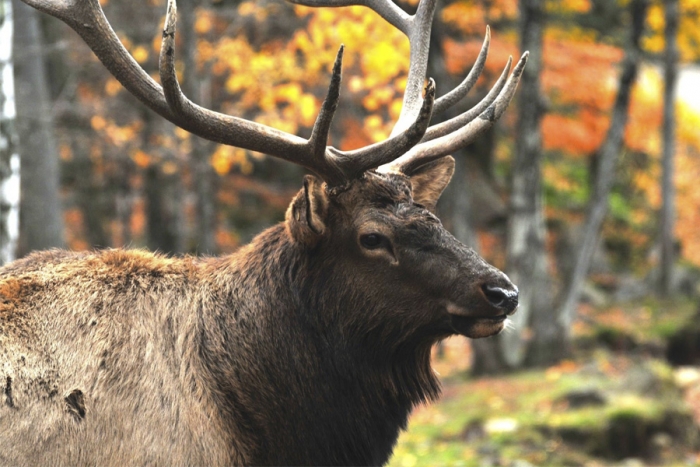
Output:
[1, 0, 525, 465]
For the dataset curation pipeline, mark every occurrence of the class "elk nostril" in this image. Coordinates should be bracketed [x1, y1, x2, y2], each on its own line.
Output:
[481, 284, 519, 313]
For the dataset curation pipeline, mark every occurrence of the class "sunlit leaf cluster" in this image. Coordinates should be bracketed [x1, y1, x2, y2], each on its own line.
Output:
[643, 0, 700, 61]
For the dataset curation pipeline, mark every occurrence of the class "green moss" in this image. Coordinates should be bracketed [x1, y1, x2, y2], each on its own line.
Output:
[388, 353, 696, 467]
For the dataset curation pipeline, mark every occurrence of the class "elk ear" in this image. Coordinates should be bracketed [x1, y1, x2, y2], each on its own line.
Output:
[407, 156, 455, 212]
[286, 174, 329, 246]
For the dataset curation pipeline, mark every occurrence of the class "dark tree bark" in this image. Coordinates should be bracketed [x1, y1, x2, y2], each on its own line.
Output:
[12, 0, 65, 255]
[74, 154, 110, 249]
[180, 0, 218, 255]
[145, 163, 185, 253]
[659, 0, 678, 296]
[556, 0, 649, 336]
[142, 110, 186, 254]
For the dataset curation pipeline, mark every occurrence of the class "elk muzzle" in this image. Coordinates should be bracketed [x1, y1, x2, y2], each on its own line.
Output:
[445, 272, 519, 339]
[481, 283, 519, 315]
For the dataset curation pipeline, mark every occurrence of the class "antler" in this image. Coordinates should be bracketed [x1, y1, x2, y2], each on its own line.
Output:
[20, 0, 525, 184]
[379, 52, 528, 175]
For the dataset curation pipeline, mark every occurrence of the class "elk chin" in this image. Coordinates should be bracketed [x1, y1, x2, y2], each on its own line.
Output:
[445, 302, 507, 339]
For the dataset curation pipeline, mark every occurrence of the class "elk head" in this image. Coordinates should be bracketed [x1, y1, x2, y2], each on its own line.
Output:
[21, 0, 525, 340]
[286, 160, 518, 344]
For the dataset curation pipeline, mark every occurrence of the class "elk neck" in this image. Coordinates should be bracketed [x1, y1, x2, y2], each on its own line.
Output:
[196, 222, 442, 465]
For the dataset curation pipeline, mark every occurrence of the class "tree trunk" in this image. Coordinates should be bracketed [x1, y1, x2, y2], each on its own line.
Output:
[180, 0, 218, 255]
[73, 153, 110, 249]
[0, 0, 19, 265]
[143, 110, 186, 254]
[659, 0, 678, 296]
[556, 0, 649, 336]
[12, 0, 65, 255]
[502, 0, 557, 369]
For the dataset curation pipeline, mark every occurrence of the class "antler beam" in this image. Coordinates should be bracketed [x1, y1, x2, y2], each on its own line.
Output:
[20, 0, 526, 185]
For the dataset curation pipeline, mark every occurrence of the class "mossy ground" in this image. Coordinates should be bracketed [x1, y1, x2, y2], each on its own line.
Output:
[388, 298, 700, 467]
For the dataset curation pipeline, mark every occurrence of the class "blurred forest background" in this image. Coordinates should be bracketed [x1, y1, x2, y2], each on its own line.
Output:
[3, 0, 700, 464]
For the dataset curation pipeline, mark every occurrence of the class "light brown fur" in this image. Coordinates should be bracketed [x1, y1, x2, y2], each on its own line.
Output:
[0, 249, 236, 465]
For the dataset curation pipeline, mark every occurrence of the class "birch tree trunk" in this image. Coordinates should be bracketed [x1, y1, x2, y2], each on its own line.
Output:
[0, 0, 19, 265]
[13, 0, 65, 255]
[556, 0, 649, 336]
[660, 0, 678, 296]
[502, 0, 555, 368]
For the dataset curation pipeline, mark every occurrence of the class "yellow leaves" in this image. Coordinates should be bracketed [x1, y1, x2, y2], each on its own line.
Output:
[442, 3, 485, 35]
[211, 145, 253, 176]
[238, 1, 257, 16]
[673, 110, 700, 266]
[442, 1, 517, 33]
[132, 45, 149, 64]
[132, 150, 151, 169]
[90, 115, 107, 132]
[625, 70, 662, 155]
[298, 94, 318, 127]
[364, 114, 391, 141]
[194, 14, 213, 34]
[105, 78, 122, 97]
[486, 0, 518, 20]
[255, 112, 298, 135]
[545, 0, 591, 14]
[643, 0, 700, 61]
[363, 86, 395, 112]
[202, 4, 411, 145]
[91, 116, 142, 148]
[362, 41, 408, 84]
[161, 161, 179, 175]
[275, 83, 302, 103]
[647, 3, 665, 31]
[174, 128, 190, 141]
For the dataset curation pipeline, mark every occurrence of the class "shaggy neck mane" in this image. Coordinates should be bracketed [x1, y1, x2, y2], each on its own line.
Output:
[197, 223, 443, 465]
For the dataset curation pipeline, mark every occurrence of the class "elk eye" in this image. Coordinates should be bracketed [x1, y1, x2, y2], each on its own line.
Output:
[360, 233, 386, 250]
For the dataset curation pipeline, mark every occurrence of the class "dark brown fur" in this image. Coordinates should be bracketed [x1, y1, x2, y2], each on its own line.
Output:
[0, 165, 517, 466]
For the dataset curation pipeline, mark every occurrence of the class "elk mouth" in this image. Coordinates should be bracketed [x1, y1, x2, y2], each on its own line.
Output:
[444, 302, 508, 338]
[449, 314, 507, 339]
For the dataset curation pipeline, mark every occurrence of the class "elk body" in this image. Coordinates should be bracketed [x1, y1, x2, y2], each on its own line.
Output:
[1, 0, 525, 465]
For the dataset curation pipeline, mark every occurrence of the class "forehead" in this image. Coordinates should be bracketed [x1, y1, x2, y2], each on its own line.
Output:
[331, 171, 413, 207]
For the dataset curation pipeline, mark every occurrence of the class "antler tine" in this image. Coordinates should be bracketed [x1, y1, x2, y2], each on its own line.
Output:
[161, 0, 323, 159]
[289, 0, 435, 138]
[308, 46, 345, 166]
[380, 52, 528, 175]
[328, 79, 435, 182]
[164, 1, 358, 183]
[432, 27, 490, 115]
[422, 55, 512, 143]
[23, 0, 319, 161]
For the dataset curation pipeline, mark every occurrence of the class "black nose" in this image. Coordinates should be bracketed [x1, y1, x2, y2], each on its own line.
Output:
[481, 284, 519, 314]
